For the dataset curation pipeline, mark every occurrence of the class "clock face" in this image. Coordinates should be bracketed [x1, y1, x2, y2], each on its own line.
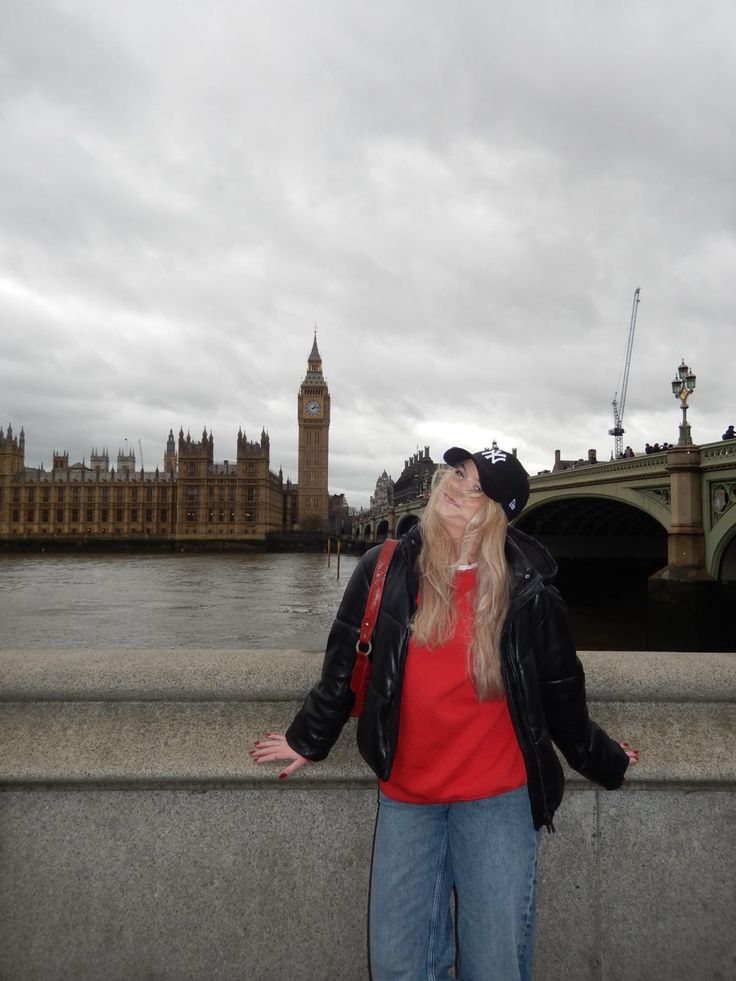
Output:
[305, 399, 321, 416]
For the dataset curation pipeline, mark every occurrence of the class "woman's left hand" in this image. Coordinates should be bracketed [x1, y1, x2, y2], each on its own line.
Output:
[621, 741, 639, 766]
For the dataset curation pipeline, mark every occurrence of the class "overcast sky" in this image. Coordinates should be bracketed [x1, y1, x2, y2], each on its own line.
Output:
[2, 1, 733, 508]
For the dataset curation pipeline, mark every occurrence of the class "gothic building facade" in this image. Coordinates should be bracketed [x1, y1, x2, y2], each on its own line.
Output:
[0, 340, 333, 542]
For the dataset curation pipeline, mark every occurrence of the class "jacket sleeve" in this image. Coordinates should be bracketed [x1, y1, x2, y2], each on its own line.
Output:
[533, 587, 630, 790]
[285, 549, 376, 762]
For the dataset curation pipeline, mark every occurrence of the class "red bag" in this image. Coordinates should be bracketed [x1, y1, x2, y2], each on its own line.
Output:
[349, 538, 400, 717]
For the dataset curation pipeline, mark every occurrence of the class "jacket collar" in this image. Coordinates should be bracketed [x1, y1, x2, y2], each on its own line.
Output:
[400, 522, 556, 586]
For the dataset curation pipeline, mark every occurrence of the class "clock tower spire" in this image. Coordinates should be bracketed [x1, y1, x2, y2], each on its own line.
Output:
[297, 330, 330, 529]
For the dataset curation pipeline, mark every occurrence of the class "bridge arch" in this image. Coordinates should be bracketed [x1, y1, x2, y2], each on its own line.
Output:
[525, 485, 671, 534]
[396, 513, 419, 537]
[376, 519, 390, 542]
[711, 508, 736, 581]
[517, 494, 669, 559]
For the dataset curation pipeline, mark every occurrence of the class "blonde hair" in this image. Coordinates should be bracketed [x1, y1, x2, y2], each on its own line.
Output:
[412, 468, 511, 700]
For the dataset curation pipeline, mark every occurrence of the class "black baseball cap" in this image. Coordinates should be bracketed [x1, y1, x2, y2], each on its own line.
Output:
[443, 446, 530, 520]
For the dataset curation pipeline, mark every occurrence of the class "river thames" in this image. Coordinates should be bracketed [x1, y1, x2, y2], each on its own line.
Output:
[0, 552, 644, 652]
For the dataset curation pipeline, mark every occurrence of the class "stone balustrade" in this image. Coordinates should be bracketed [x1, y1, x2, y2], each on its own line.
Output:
[1, 648, 734, 980]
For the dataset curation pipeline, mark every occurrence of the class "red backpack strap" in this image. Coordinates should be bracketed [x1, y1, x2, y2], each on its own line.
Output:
[350, 538, 400, 717]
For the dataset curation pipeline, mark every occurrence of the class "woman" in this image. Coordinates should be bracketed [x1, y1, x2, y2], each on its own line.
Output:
[251, 446, 638, 980]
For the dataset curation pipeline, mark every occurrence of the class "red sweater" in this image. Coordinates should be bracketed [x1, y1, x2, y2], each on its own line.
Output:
[380, 567, 527, 804]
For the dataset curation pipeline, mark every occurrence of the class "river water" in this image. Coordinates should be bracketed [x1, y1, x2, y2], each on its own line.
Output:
[0, 553, 360, 652]
[0, 553, 643, 653]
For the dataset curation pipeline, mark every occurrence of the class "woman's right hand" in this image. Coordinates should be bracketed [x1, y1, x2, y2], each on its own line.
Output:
[249, 731, 311, 779]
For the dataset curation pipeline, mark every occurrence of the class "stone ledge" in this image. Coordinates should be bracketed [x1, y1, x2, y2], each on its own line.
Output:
[1, 699, 733, 787]
[1, 649, 734, 702]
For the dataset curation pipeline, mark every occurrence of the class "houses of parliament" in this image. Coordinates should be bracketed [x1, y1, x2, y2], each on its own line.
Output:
[0, 338, 347, 543]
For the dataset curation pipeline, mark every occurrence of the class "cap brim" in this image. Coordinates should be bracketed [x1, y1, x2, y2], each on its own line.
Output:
[443, 447, 473, 466]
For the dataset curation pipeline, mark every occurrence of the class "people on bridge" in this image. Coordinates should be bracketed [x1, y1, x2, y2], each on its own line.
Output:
[251, 445, 638, 981]
[723, 425, 735, 440]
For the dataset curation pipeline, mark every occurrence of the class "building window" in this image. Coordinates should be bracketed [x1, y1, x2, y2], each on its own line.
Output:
[161, 488, 168, 503]
[42, 509, 49, 522]
[12, 509, 19, 523]
[131, 509, 138, 522]
[116, 489, 123, 505]
[132, 488, 139, 503]
[245, 510, 255, 523]
[56, 488, 65, 504]
[101, 509, 108, 522]
[247, 463, 256, 475]
[42, 488, 50, 504]
[146, 488, 153, 503]
[116, 509, 123, 522]
[27, 509, 34, 522]
[160, 509, 168, 522]
[102, 488, 109, 503]
[12, 488, 20, 504]
[86, 508, 93, 522]
[72, 509, 79, 523]
[145, 509, 152, 523]
[56, 509, 63, 522]
[28, 488, 35, 504]
[246, 487, 256, 502]
[72, 487, 80, 504]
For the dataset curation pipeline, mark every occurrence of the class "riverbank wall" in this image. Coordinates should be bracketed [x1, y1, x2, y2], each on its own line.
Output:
[0, 532, 365, 554]
[1, 648, 734, 980]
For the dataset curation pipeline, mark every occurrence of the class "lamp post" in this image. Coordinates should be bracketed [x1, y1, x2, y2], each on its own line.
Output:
[671, 359, 696, 446]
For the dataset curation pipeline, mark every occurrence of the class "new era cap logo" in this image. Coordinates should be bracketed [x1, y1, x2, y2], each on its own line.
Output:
[508, 499, 517, 510]
[480, 449, 507, 465]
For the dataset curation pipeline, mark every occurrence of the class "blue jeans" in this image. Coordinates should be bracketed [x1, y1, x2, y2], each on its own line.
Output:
[369, 786, 540, 981]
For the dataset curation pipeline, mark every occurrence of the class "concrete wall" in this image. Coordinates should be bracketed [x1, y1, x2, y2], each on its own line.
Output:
[1, 648, 734, 981]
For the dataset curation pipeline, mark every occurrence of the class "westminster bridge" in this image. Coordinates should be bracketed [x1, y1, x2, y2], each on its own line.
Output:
[353, 439, 736, 650]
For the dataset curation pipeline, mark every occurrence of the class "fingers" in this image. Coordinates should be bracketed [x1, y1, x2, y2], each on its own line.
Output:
[249, 733, 310, 777]
[249, 732, 289, 764]
[279, 756, 310, 780]
[621, 741, 640, 765]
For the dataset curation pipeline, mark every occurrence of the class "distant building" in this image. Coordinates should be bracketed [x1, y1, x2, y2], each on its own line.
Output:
[553, 448, 599, 472]
[354, 447, 437, 543]
[0, 339, 334, 542]
[370, 470, 394, 510]
[393, 447, 435, 504]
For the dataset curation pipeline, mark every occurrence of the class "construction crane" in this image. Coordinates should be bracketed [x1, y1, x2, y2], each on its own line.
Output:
[609, 288, 641, 459]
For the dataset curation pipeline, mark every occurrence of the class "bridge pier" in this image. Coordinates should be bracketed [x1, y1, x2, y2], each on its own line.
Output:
[647, 446, 725, 650]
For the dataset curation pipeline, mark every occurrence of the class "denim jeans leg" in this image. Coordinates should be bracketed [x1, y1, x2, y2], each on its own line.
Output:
[369, 792, 456, 981]
[449, 786, 541, 981]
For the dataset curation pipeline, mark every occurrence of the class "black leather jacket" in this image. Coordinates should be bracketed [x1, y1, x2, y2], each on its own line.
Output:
[286, 525, 629, 830]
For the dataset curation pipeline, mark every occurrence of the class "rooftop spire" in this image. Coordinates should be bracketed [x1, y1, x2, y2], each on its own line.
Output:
[309, 323, 321, 362]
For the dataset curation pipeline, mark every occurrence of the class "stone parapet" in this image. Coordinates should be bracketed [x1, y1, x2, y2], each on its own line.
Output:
[1, 649, 734, 980]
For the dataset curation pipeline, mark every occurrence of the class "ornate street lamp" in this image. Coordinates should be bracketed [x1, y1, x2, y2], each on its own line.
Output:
[671, 359, 696, 446]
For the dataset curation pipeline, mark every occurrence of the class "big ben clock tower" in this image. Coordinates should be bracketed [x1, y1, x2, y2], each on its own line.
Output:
[297, 332, 331, 529]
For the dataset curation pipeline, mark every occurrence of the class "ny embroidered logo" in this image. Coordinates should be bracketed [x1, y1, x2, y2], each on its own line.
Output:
[480, 449, 507, 465]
